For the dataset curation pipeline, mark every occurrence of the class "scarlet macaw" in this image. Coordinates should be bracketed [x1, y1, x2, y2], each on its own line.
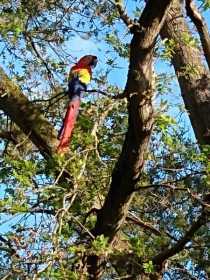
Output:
[57, 55, 98, 154]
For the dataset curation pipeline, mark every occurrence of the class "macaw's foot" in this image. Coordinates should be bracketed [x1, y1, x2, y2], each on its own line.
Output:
[57, 130, 64, 140]
[56, 145, 69, 155]
[57, 135, 62, 141]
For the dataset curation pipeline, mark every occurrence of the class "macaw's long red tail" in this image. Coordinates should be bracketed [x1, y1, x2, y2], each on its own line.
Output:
[57, 99, 80, 154]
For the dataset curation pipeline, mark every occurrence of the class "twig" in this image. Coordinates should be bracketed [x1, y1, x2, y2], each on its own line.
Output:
[1, 272, 12, 280]
[32, 260, 53, 280]
[25, 34, 55, 88]
[0, 234, 18, 257]
[32, 91, 66, 103]
[126, 212, 161, 236]
[32, 88, 125, 113]
[72, 216, 95, 239]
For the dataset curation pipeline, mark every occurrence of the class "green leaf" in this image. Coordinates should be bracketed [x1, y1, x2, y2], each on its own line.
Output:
[143, 261, 154, 273]
[91, 235, 110, 255]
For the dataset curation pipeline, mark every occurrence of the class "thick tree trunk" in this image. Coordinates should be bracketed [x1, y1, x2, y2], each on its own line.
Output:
[0, 67, 58, 158]
[87, 0, 173, 278]
[161, 0, 210, 145]
[93, 0, 171, 245]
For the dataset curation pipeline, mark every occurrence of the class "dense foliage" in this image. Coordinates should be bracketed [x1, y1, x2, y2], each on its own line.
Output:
[0, 0, 209, 279]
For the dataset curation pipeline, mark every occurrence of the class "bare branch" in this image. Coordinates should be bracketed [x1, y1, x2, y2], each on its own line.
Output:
[32, 88, 125, 106]
[113, 0, 135, 28]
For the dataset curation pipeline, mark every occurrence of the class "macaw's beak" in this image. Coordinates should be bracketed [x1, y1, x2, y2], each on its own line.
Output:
[90, 57, 98, 68]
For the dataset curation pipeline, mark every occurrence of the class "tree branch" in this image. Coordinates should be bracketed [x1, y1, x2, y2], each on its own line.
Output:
[185, 0, 210, 70]
[0, 67, 59, 158]
[126, 212, 161, 236]
[152, 210, 208, 269]
[113, 0, 134, 28]
[86, 89, 125, 99]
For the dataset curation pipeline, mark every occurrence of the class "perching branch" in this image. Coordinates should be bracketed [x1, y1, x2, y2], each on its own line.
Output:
[86, 89, 125, 99]
[28, 207, 55, 215]
[185, 0, 210, 70]
[32, 89, 125, 107]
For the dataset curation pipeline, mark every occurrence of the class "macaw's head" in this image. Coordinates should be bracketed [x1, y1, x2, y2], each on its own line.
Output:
[76, 55, 98, 69]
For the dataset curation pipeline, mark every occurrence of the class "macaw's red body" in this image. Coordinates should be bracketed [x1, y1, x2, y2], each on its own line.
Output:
[57, 55, 97, 154]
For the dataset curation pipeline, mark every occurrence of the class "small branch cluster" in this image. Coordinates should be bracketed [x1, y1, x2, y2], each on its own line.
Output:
[113, 0, 141, 33]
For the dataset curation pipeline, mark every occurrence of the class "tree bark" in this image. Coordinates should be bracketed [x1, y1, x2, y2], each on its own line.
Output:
[0, 67, 59, 158]
[160, 0, 210, 145]
[87, 0, 173, 278]
[185, 0, 210, 70]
